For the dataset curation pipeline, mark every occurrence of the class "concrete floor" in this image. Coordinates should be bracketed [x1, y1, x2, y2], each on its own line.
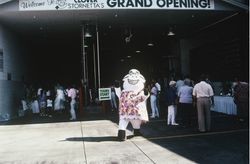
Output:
[0, 111, 248, 164]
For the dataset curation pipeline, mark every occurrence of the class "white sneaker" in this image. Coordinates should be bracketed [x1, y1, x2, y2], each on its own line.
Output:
[172, 123, 179, 125]
[150, 116, 155, 118]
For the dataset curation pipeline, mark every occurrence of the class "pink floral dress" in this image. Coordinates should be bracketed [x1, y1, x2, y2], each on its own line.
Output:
[119, 91, 148, 120]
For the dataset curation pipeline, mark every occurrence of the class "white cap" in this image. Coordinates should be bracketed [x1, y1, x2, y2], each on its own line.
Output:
[169, 81, 176, 86]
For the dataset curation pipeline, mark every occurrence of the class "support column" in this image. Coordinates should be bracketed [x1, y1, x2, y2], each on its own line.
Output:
[96, 22, 101, 89]
[81, 25, 88, 107]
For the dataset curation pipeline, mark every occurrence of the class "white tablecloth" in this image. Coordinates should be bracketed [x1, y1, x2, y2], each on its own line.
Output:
[211, 96, 237, 115]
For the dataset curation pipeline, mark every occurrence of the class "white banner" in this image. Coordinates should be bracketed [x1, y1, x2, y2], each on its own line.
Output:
[19, 0, 214, 11]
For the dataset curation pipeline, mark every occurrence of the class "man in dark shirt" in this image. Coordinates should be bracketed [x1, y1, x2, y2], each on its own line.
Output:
[233, 80, 249, 122]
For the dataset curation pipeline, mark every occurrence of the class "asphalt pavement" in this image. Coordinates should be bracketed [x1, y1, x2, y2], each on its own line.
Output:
[0, 107, 248, 164]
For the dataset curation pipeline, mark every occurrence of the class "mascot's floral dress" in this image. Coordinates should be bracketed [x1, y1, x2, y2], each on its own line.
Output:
[119, 91, 148, 120]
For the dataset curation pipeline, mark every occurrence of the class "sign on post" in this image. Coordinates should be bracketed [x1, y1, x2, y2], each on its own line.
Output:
[98, 88, 111, 101]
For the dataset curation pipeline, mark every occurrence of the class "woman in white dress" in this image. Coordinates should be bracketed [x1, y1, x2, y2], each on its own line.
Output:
[54, 84, 65, 113]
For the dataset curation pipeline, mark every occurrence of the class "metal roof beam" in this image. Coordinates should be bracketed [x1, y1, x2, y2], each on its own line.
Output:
[222, 0, 249, 10]
[0, 0, 12, 5]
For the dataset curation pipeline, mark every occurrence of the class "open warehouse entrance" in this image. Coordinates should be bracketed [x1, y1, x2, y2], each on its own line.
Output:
[0, 0, 248, 119]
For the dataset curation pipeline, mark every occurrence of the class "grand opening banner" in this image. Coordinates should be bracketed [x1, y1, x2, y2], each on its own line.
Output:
[19, 0, 214, 11]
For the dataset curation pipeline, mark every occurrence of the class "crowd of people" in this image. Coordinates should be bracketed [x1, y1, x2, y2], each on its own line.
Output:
[22, 83, 80, 121]
[110, 74, 248, 133]
[21, 73, 248, 133]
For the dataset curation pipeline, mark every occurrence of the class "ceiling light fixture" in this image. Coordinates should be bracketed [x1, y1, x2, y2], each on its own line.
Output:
[84, 24, 92, 38]
[136, 50, 141, 53]
[85, 31, 92, 38]
[147, 43, 154, 47]
[167, 27, 175, 36]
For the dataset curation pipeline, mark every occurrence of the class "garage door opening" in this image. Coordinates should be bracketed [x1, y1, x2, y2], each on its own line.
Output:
[0, 4, 248, 120]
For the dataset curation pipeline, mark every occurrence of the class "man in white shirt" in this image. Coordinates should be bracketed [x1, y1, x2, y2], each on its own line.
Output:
[193, 74, 214, 132]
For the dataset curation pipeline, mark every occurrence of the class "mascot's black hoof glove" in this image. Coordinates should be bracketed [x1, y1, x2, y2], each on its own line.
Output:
[118, 130, 126, 141]
[134, 129, 142, 136]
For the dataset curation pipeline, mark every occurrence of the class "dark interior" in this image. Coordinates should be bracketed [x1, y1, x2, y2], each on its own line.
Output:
[1, 9, 247, 87]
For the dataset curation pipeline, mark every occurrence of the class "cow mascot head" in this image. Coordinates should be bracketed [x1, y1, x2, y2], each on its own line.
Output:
[122, 69, 145, 93]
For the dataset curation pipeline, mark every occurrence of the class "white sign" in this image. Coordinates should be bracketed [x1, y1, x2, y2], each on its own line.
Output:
[98, 88, 111, 101]
[19, 0, 214, 11]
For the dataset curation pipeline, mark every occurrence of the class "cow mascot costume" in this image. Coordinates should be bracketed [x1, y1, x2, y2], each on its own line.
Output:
[115, 69, 150, 141]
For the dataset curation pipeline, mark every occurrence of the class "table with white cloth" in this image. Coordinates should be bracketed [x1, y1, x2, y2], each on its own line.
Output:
[211, 96, 237, 115]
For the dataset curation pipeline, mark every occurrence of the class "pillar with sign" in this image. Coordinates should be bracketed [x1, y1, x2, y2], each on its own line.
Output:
[99, 88, 111, 114]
